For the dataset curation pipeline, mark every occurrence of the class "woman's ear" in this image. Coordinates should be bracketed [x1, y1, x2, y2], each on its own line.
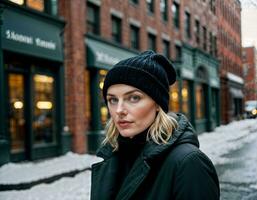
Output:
[156, 105, 160, 112]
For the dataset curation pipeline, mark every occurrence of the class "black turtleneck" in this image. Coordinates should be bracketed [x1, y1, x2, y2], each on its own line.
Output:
[115, 129, 148, 193]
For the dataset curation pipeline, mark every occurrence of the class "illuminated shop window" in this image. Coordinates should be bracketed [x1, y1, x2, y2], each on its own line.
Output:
[33, 74, 55, 145]
[99, 70, 109, 128]
[181, 80, 189, 116]
[196, 84, 205, 119]
[27, 0, 44, 11]
[169, 82, 180, 113]
[8, 74, 25, 153]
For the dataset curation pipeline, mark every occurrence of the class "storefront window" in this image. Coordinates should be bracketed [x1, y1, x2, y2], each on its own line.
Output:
[33, 74, 55, 145]
[8, 74, 25, 153]
[9, 0, 45, 12]
[169, 82, 180, 113]
[27, 0, 44, 11]
[99, 70, 109, 128]
[196, 84, 205, 119]
[182, 80, 189, 116]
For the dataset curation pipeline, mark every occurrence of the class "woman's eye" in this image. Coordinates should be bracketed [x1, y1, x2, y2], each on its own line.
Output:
[107, 97, 118, 105]
[129, 95, 141, 103]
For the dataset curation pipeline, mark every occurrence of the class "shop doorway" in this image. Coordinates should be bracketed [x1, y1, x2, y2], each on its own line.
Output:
[6, 66, 57, 162]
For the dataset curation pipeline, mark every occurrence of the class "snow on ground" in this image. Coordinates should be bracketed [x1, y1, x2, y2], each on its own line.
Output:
[0, 152, 102, 185]
[199, 118, 257, 165]
[0, 171, 91, 200]
[0, 118, 256, 200]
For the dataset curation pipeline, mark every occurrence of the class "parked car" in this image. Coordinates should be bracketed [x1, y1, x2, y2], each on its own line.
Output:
[244, 100, 257, 118]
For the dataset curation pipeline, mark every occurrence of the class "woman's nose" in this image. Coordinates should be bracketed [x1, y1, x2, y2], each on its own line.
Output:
[116, 101, 127, 115]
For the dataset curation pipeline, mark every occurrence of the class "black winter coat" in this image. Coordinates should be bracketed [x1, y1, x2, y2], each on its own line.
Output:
[91, 114, 220, 200]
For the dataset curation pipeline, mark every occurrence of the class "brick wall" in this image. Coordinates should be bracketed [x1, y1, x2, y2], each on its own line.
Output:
[59, 0, 88, 153]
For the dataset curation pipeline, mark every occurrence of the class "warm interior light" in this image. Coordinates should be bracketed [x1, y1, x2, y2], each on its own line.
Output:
[99, 81, 104, 90]
[101, 107, 108, 116]
[252, 109, 257, 115]
[171, 92, 178, 100]
[99, 70, 107, 76]
[34, 75, 54, 83]
[14, 101, 23, 109]
[9, 0, 24, 5]
[182, 88, 188, 98]
[36, 101, 53, 109]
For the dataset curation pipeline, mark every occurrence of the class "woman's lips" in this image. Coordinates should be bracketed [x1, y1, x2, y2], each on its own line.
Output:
[117, 121, 132, 129]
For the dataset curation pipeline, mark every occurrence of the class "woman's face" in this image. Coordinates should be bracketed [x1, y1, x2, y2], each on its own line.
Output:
[107, 84, 158, 138]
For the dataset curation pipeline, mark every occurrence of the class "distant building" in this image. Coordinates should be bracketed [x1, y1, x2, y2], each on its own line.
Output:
[242, 46, 257, 101]
[216, 0, 244, 123]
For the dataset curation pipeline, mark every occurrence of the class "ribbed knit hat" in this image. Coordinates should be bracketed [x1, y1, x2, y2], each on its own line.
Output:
[103, 50, 176, 113]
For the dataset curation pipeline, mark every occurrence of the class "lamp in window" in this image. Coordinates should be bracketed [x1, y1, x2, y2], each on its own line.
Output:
[171, 91, 178, 100]
[182, 88, 188, 98]
[14, 101, 23, 109]
[36, 101, 53, 109]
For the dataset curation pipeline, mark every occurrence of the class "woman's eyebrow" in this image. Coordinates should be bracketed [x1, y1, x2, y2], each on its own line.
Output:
[107, 89, 142, 96]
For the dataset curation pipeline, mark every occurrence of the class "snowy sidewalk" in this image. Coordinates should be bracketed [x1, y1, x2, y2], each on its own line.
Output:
[0, 152, 102, 191]
[0, 118, 256, 200]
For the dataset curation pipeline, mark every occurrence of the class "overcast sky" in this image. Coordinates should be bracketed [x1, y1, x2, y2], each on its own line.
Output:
[241, 3, 257, 48]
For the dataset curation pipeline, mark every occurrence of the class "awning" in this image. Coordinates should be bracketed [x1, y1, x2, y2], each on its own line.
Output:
[85, 37, 138, 70]
[230, 88, 243, 98]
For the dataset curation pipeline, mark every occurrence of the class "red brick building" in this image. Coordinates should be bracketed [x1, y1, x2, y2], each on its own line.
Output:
[217, 0, 243, 123]
[242, 46, 257, 101]
[58, 0, 220, 153]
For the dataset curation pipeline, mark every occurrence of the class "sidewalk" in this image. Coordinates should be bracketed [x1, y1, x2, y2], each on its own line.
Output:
[0, 152, 102, 191]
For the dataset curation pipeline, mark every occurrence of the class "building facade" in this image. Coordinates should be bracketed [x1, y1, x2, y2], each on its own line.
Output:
[0, 0, 70, 165]
[217, 0, 243, 123]
[62, 0, 220, 153]
[242, 46, 257, 101]
[1, 0, 225, 164]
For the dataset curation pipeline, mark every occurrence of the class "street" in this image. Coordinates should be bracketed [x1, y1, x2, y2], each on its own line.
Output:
[0, 119, 257, 200]
[216, 125, 257, 200]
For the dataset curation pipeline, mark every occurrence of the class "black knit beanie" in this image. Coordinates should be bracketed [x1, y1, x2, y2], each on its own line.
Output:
[102, 50, 176, 113]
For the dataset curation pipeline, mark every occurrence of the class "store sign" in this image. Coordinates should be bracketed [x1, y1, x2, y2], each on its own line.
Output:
[2, 9, 63, 62]
[95, 51, 120, 66]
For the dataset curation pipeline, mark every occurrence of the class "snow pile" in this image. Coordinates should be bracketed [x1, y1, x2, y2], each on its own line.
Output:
[0, 171, 91, 200]
[199, 119, 257, 165]
[0, 152, 102, 185]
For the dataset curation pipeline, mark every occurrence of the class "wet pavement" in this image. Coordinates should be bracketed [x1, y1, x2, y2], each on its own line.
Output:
[215, 126, 257, 200]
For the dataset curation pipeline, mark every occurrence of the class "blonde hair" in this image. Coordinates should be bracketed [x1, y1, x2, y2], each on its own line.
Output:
[102, 108, 178, 151]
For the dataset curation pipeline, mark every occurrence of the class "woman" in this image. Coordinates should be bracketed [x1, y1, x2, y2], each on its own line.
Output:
[91, 51, 220, 200]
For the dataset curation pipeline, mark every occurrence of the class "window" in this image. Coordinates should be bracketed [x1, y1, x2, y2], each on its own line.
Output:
[203, 26, 207, 51]
[130, 0, 138, 4]
[130, 25, 140, 50]
[8, 0, 57, 14]
[169, 82, 180, 113]
[210, 0, 216, 14]
[172, 2, 180, 29]
[87, 2, 100, 35]
[162, 40, 170, 58]
[175, 45, 182, 61]
[196, 84, 205, 119]
[33, 74, 55, 145]
[146, 0, 154, 13]
[148, 33, 156, 51]
[213, 35, 217, 56]
[195, 19, 200, 45]
[160, 0, 168, 21]
[182, 80, 190, 117]
[185, 12, 191, 39]
[9, 0, 44, 12]
[111, 16, 122, 43]
[209, 32, 213, 55]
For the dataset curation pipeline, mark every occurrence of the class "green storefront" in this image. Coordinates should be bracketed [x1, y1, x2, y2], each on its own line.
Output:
[0, 2, 70, 165]
[85, 35, 138, 152]
[173, 44, 220, 133]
